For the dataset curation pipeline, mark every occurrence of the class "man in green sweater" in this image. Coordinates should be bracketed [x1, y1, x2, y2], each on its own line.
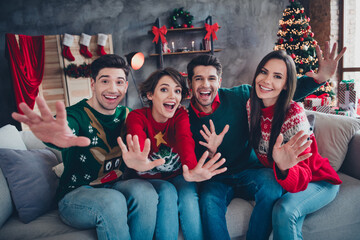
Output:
[12, 54, 164, 240]
[186, 42, 346, 240]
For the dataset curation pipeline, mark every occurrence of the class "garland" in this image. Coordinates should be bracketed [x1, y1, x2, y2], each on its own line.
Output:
[64, 63, 91, 78]
[169, 7, 194, 28]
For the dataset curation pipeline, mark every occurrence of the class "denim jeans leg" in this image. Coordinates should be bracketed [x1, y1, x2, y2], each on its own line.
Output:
[235, 168, 284, 240]
[148, 179, 179, 240]
[199, 180, 234, 240]
[170, 174, 203, 240]
[112, 179, 158, 240]
[272, 181, 340, 240]
[58, 185, 131, 240]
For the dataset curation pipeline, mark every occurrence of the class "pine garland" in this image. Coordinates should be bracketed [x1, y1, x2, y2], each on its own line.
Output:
[64, 63, 91, 78]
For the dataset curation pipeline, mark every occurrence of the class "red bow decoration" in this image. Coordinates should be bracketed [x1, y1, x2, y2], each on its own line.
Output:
[152, 25, 167, 44]
[204, 23, 219, 40]
[305, 93, 330, 105]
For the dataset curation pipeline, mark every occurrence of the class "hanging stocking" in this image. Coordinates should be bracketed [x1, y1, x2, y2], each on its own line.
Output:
[79, 33, 93, 58]
[97, 33, 108, 56]
[62, 33, 75, 61]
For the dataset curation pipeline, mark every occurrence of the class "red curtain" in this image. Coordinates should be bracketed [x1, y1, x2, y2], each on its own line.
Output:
[6, 33, 45, 113]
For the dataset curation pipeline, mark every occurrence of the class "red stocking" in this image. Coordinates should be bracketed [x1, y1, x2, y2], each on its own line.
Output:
[79, 33, 92, 58]
[62, 33, 75, 61]
[97, 33, 108, 56]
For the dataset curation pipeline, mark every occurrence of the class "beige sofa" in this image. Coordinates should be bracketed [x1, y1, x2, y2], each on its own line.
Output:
[0, 110, 360, 240]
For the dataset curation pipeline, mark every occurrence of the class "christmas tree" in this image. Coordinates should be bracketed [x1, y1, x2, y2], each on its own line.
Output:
[274, 0, 318, 76]
[274, 0, 335, 103]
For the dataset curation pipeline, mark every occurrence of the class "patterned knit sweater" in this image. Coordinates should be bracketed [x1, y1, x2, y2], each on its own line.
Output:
[53, 99, 130, 201]
[126, 107, 197, 179]
[246, 100, 342, 193]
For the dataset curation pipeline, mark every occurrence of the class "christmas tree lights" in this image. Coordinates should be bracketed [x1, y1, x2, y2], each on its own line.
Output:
[274, 0, 318, 77]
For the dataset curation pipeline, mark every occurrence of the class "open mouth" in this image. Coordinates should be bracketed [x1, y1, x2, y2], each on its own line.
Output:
[163, 102, 175, 110]
[104, 95, 119, 100]
[199, 91, 211, 97]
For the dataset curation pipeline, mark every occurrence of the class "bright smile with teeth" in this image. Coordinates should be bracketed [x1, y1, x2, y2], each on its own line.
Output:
[200, 91, 211, 96]
[104, 95, 118, 99]
[260, 85, 273, 91]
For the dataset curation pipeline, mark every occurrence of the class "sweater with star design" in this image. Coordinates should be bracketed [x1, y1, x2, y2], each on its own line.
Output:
[246, 100, 342, 193]
[53, 99, 130, 201]
[125, 107, 198, 179]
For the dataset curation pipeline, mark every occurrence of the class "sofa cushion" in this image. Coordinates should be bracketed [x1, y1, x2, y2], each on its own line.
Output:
[0, 148, 59, 223]
[306, 111, 360, 171]
[0, 210, 97, 240]
[0, 124, 27, 228]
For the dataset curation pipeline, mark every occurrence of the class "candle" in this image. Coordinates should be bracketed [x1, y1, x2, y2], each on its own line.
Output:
[191, 41, 195, 51]
[172, 42, 175, 52]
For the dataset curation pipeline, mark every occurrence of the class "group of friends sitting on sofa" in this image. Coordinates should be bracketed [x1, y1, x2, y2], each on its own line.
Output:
[12, 42, 346, 240]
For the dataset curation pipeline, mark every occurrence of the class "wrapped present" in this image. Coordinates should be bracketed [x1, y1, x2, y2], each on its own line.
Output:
[330, 108, 351, 117]
[338, 79, 355, 92]
[304, 94, 331, 107]
[338, 80, 357, 116]
[304, 105, 330, 113]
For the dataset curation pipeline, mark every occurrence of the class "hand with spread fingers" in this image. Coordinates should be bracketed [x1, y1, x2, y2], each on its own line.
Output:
[183, 151, 227, 182]
[199, 119, 229, 157]
[11, 96, 90, 148]
[118, 134, 165, 172]
[306, 41, 347, 84]
[272, 130, 313, 176]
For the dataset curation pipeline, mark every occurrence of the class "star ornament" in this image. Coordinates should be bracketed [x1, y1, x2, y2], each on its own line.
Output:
[154, 131, 168, 147]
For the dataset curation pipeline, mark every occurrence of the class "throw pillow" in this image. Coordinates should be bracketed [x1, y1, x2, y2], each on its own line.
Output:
[0, 124, 27, 227]
[306, 110, 360, 171]
[0, 148, 59, 223]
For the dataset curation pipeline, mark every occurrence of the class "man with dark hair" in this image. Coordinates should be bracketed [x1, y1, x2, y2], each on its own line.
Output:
[186, 43, 346, 240]
[12, 54, 162, 240]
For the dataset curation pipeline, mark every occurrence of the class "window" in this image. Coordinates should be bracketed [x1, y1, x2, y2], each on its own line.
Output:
[341, 0, 360, 95]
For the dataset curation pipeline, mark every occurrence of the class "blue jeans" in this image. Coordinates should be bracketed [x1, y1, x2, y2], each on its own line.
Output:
[148, 174, 203, 240]
[58, 179, 158, 240]
[199, 168, 283, 240]
[272, 181, 340, 240]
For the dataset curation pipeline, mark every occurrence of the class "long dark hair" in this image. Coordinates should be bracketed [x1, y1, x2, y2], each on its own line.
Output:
[249, 50, 297, 162]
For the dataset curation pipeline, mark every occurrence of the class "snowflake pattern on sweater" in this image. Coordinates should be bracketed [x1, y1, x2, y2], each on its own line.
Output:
[246, 100, 342, 193]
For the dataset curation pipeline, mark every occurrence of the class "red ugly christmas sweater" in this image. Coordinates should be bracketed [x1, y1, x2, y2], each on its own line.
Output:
[246, 100, 342, 193]
[126, 107, 198, 179]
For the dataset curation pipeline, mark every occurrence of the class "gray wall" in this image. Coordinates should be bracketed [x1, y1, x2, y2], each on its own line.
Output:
[0, 0, 288, 128]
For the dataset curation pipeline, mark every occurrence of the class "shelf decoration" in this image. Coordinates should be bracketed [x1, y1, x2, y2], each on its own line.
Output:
[204, 23, 219, 40]
[152, 25, 168, 44]
[64, 63, 91, 78]
[169, 7, 194, 29]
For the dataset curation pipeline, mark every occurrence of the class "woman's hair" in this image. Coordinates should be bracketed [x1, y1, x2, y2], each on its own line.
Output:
[139, 67, 189, 106]
[249, 50, 297, 162]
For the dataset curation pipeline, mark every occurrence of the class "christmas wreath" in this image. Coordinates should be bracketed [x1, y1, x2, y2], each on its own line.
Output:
[169, 7, 194, 28]
[64, 63, 91, 78]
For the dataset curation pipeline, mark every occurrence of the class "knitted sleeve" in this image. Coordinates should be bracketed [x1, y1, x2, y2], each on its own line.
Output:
[294, 75, 324, 101]
[125, 109, 148, 151]
[173, 108, 198, 170]
[273, 103, 313, 192]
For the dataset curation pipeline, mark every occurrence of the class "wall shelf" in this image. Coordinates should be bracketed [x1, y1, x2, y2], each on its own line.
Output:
[149, 49, 222, 57]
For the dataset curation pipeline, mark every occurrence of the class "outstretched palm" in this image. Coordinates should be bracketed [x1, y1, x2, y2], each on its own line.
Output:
[199, 119, 229, 157]
[117, 134, 165, 172]
[12, 96, 90, 148]
[183, 151, 227, 182]
[272, 131, 312, 173]
[306, 42, 346, 84]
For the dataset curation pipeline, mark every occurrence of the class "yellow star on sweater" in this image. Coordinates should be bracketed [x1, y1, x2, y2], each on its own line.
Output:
[154, 131, 167, 147]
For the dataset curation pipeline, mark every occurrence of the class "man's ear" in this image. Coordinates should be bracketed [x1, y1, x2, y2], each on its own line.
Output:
[90, 78, 95, 91]
[219, 77, 222, 87]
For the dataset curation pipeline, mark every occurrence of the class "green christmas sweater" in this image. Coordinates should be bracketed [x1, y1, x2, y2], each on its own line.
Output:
[53, 99, 130, 201]
[188, 77, 322, 177]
